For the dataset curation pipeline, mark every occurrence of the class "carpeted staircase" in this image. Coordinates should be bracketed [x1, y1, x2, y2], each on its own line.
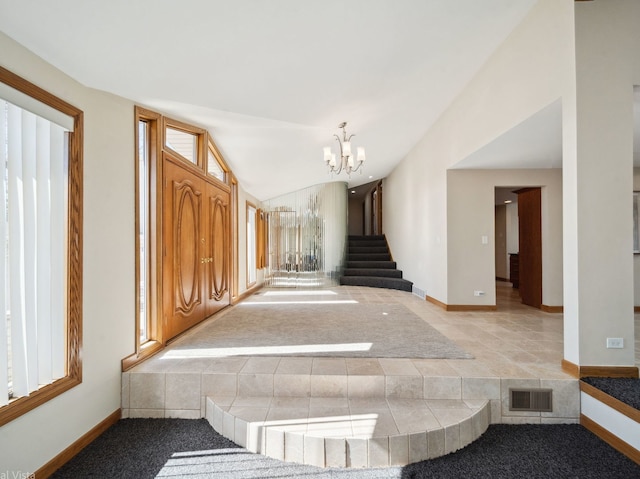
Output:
[340, 234, 413, 292]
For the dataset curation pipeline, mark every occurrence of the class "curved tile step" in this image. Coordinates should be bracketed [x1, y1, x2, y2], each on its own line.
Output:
[205, 396, 490, 468]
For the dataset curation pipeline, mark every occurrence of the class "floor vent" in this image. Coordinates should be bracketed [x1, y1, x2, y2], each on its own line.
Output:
[509, 388, 553, 412]
[412, 286, 427, 300]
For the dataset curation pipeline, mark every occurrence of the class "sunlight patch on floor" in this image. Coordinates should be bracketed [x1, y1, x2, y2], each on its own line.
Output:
[161, 342, 373, 358]
[241, 299, 359, 305]
[263, 290, 338, 296]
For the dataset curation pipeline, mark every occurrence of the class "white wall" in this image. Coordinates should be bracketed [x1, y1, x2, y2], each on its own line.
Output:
[384, 0, 574, 305]
[0, 32, 135, 472]
[447, 169, 563, 307]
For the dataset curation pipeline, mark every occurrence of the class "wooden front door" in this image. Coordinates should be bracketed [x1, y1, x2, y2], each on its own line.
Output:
[163, 155, 230, 340]
[204, 181, 230, 317]
[516, 187, 542, 308]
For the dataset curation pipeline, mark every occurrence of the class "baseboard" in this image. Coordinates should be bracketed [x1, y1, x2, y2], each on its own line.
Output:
[446, 304, 497, 312]
[561, 359, 579, 377]
[35, 409, 121, 478]
[581, 414, 640, 465]
[635, 306, 640, 313]
[233, 284, 263, 304]
[425, 295, 447, 310]
[425, 295, 497, 311]
[495, 276, 509, 282]
[562, 359, 639, 378]
[541, 304, 563, 313]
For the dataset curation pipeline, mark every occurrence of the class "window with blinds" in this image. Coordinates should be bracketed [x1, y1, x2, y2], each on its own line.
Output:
[0, 66, 83, 426]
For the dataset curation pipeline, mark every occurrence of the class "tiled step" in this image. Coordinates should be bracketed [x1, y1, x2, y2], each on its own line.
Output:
[343, 268, 403, 278]
[205, 395, 490, 468]
[340, 275, 413, 292]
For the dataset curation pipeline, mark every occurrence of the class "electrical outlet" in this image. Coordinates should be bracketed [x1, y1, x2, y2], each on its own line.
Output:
[606, 338, 624, 349]
[474, 290, 485, 297]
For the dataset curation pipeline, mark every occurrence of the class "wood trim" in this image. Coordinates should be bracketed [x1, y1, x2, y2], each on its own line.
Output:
[0, 376, 81, 427]
[162, 116, 207, 170]
[446, 304, 497, 312]
[233, 284, 263, 305]
[580, 414, 640, 465]
[121, 340, 163, 372]
[562, 359, 638, 378]
[580, 381, 640, 423]
[541, 304, 563, 313]
[35, 409, 121, 478]
[0, 65, 83, 118]
[426, 295, 447, 310]
[578, 366, 639, 378]
[424, 295, 497, 311]
[230, 174, 239, 301]
[495, 276, 509, 282]
[634, 306, 640, 313]
[561, 359, 580, 377]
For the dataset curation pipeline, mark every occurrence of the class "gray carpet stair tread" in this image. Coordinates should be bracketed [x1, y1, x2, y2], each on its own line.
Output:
[340, 275, 413, 291]
[347, 260, 397, 269]
[343, 268, 403, 278]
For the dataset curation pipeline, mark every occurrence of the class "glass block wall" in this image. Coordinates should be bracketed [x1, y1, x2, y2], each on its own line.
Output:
[262, 182, 347, 287]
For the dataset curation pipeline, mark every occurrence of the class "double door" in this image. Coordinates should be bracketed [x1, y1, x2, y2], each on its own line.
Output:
[163, 155, 230, 340]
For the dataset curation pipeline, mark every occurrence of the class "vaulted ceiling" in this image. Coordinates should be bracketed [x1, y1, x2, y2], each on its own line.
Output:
[1, 0, 545, 200]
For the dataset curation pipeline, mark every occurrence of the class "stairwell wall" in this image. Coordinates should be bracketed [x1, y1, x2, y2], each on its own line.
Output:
[383, 0, 574, 306]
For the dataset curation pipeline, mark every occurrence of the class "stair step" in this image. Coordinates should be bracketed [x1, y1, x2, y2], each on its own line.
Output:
[348, 253, 392, 261]
[348, 235, 385, 241]
[343, 268, 403, 278]
[206, 396, 490, 468]
[347, 261, 397, 269]
[349, 246, 389, 254]
[340, 276, 413, 292]
[349, 240, 388, 247]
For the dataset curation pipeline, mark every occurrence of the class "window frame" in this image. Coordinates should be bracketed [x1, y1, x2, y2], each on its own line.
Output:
[122, 107, 164, 371]
[246, 202, 257, 288]
[0, 66, 83, 427]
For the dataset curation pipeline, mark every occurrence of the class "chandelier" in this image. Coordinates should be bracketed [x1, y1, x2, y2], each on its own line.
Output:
[323, 122, 366, 175]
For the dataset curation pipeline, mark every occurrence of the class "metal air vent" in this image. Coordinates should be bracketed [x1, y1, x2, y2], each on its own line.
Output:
[509, 388, 553, 412]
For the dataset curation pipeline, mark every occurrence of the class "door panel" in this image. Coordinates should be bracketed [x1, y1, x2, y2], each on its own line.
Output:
[174, 180, 201, 314]
[516, 187, 542, 308]
[205, 181, 230, 315]
[163, 157, 206, 339]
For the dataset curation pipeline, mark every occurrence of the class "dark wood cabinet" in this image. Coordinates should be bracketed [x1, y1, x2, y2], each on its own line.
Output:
[510, 253, 519, 289]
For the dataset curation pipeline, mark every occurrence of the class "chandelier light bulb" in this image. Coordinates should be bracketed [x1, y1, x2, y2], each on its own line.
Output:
[342, 140, 352, 158]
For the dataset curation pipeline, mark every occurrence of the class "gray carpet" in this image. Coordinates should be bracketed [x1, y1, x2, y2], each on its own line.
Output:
[176, 302, 473, 359]
[51, 419, 640, 478]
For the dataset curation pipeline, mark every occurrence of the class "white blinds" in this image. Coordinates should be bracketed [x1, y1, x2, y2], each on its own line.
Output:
[0, 99, 67, 406]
